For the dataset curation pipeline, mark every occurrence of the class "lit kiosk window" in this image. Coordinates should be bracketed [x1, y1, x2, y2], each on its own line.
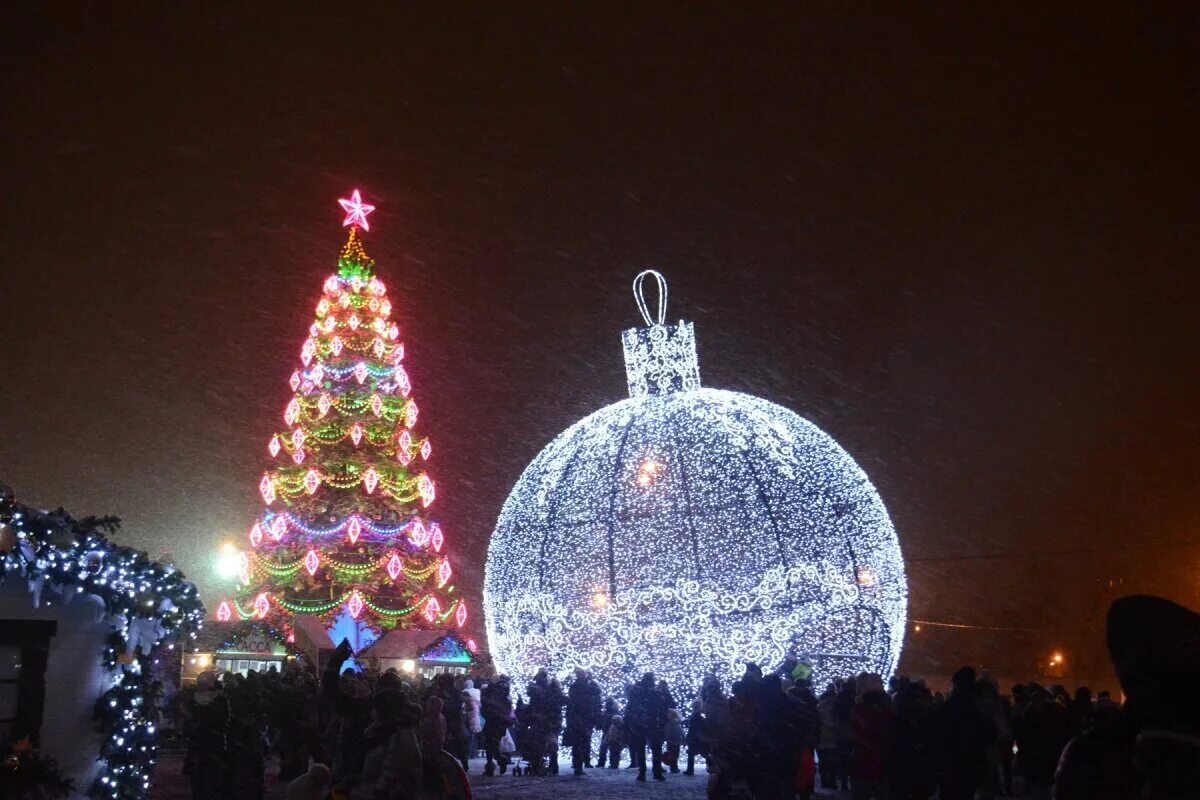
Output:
[484, 270, 908, 696]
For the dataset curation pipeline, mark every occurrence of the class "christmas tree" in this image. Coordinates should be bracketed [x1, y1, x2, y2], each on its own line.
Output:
[219, 191, 465, 641]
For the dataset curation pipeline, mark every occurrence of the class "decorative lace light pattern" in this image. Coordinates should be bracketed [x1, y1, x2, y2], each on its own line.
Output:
[622, 322, 701, 397]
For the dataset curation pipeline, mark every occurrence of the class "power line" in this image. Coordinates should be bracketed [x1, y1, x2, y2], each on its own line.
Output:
[906, 538, 1200, 564]
[909, 618, 1043, 633]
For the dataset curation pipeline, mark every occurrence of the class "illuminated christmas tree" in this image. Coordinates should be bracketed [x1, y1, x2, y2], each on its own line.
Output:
[219, 191, 466, 642]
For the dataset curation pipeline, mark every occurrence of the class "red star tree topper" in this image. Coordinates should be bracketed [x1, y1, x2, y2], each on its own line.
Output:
[219, 191, 466, 635]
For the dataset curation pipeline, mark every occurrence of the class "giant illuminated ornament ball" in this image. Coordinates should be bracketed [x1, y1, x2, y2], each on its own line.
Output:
[484, 270, 907, 694]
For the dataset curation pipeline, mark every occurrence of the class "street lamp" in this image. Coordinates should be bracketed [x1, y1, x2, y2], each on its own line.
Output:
[216, 542, 243, 580]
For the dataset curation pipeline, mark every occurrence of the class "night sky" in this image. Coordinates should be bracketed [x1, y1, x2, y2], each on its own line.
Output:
[2, 5, 1197, 680]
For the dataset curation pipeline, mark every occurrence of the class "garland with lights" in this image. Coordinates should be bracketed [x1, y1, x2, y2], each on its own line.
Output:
[224, 191, 466, 637]
[484, 270, 908, 697]
[0, 484, 204, 799]
[214, 619, 305, 660]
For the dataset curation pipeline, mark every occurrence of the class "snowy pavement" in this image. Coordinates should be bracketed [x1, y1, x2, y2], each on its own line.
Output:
[148, 754, 849, 799]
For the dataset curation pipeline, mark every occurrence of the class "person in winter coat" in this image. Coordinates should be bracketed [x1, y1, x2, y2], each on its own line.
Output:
[463, 679, 482, 757]
[701, 677, 731, 757]
[1014, 684, 1066, 797]
[849, 674, 894, 800]
[434, 673, 469, 773]
[816, 686, 841, 790]
[322, 640, 373, 783]
[603, 714, 625, 769]
[684, 698, 707, 775]
[930, 667, 996, 800]
[480, 676, 514, 776]
[352, 687, 423, 800]
[520, 670, 556, 775]
[420, 694, 446, 758]
[183, 671, 230, 800]
[625, 672, 669, 782]
[224, 672, 268, 800]
[565, 668, 603, 775]
[891, 682, 936, 800]
[597, 696, 621, 768]
[663, 708, 684, 774]
[1054, 595, 1200, 800]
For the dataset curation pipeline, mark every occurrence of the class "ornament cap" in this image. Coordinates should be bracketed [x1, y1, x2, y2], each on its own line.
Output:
[622, 270, 701, 397]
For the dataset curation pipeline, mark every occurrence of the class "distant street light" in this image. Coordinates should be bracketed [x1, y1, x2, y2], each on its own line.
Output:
[216, 542, 243, 579]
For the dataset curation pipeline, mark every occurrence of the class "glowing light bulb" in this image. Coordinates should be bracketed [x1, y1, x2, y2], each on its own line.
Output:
[423, 597, 441, 623]
[347, 516, 362, 544]
[398, 430, 412, 458]
[348, 591, 364, 619]
[363, 467, 379, 494]
[268, 436, 281, 457]
[304, 549, 319, 576]
[418, 474, 435, 507]
[636, 458, 663, 487]
[259, 475, 275, 504]
[303, 469, 320, 495]
[387, 554, 402, 581]
[284, 398, 300, 426]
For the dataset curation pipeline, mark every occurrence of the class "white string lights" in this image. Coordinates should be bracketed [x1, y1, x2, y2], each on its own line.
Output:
[484, 271, 907, 696]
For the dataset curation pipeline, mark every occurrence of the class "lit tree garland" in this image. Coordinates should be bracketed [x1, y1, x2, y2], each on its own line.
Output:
[484, 270, 908, 697]
[0, 485, 204, 799]
[224, 191, 465, 636]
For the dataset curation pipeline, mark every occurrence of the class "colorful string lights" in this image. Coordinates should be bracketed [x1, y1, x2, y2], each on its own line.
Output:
[225, 192, 461, 637]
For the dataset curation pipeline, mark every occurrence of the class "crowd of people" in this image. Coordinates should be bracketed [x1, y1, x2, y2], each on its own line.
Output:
[174, 595, 1198, 800]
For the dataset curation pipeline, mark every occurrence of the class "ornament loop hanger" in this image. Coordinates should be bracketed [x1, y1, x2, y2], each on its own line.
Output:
[633, 269, 668, 326]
